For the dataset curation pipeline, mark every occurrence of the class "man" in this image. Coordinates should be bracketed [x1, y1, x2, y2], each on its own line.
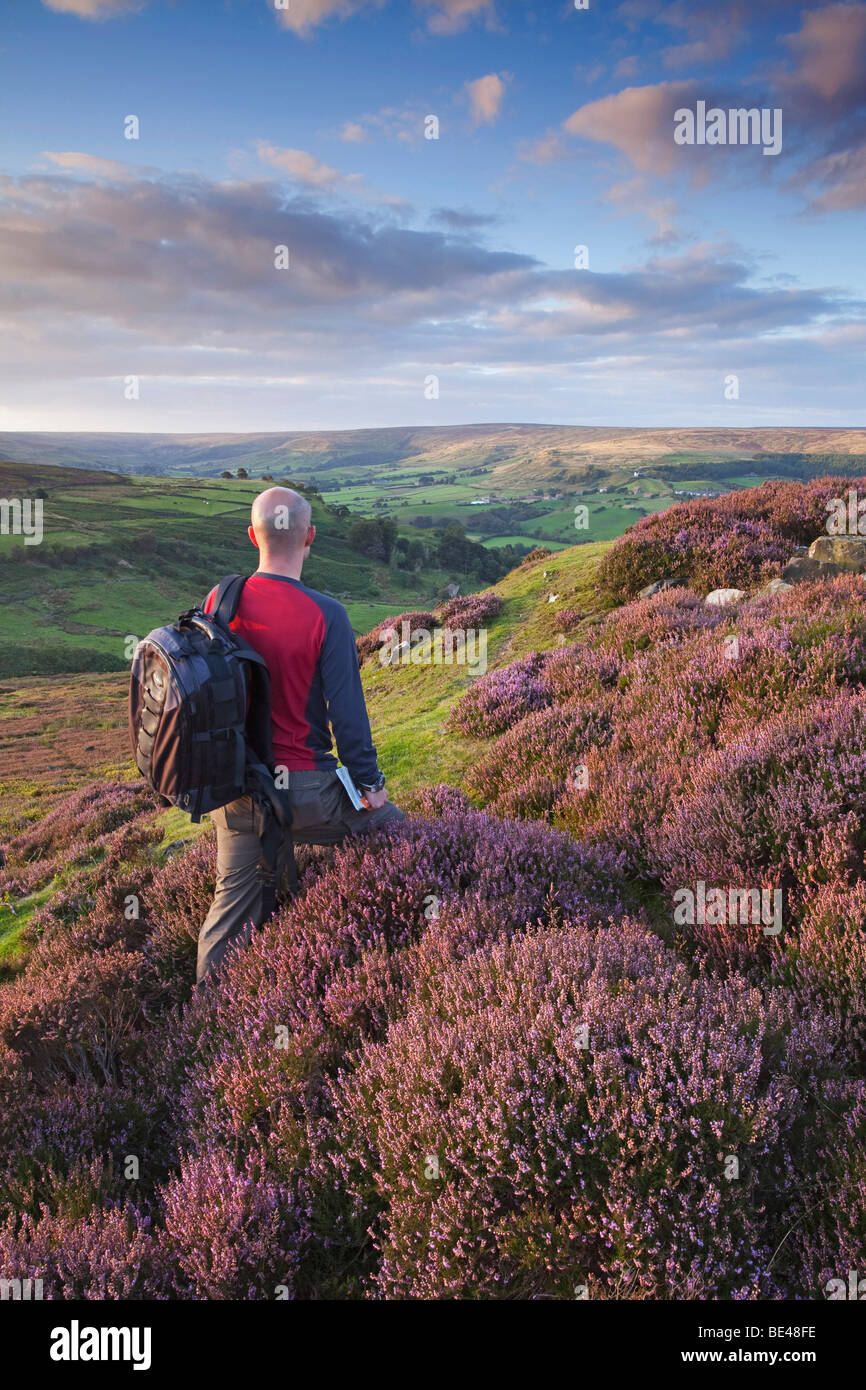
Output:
[197, 486, 403, 983]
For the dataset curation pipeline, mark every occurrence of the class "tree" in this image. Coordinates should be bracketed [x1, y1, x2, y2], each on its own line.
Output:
[236, 468, 249, 479]
[407, 539, 427, 571]
[220, 471, 232, 479]
[347, 517, 397, 563]
[436, 521, 470, 570]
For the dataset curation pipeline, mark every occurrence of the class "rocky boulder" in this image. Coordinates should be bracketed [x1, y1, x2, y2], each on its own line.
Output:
[787, 556, 856, 583]
[756, 577, 793, 599]
[807, 536, 866, 572]
[638, 577, 686, 600]
[705, 588, 746, 607]
[782, 556, 833, 584]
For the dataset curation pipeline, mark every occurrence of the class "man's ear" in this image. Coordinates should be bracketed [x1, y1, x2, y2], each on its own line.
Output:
[248, 524, 259, 549]
[307, 524, 316, 547]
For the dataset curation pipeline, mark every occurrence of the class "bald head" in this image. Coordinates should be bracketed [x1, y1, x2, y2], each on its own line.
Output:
[249, 487, 313, 558]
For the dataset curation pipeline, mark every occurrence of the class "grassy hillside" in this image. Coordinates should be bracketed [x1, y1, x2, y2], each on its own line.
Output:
[362, 541, 610, 792]
[0, 464, 485, 679]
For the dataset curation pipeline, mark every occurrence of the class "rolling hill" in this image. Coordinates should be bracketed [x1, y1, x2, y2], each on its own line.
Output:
[0, 463, 512, 680]
[5, 425, 866, 564]
[3, 424, 866, 484]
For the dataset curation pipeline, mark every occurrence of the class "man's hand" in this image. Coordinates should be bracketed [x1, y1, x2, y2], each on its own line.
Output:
[365, 786, 389, 810]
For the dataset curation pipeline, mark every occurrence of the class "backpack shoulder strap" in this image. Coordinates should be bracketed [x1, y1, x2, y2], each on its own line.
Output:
[210, 574, 246, 630]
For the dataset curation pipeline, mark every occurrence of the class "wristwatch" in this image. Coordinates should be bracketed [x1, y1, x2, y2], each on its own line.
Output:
[361, 772, 386, 793]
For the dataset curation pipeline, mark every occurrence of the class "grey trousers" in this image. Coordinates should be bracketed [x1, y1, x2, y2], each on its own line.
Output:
[196, 768, 404, 983]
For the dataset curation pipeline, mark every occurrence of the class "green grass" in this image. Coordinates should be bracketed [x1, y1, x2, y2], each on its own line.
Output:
[363, 540, 611, 797]
[152, 806, 213, 854]
[0, 883, 53, 964]
[479, 533, 556, 549]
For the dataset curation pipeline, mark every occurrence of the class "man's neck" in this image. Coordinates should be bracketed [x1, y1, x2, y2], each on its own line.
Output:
[256, 555, 304, 580]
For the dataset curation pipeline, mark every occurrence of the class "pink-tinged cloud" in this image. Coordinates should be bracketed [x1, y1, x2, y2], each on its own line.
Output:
[663, 28, 735, 69]
[518, 131, 565, 165]
[273, 0, 379, 36]
[418, 0, 498, 36]
[466, 73, 507, 126]
[42, 151, 153, 180]
[797, 145, 866, 212]
[563, 82, 695, 173]
[782, 2, 866, 101]
[340, 122, 367, 143]
[272, 0, 493, 36]
[659, 0, 745, 70]
[605, 177, 683, 246]
[41, 0, 142, 15]
[256, 144, 357, 189]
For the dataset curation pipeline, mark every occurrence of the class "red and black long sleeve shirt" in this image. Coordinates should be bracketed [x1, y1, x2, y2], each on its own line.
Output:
[204, 572, 381, 786]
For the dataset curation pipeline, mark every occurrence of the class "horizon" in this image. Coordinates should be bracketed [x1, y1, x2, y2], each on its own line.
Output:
[2, 422, 866, 439]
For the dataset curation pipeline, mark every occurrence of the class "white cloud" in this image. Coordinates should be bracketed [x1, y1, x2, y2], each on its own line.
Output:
[0, 169, 860, 429]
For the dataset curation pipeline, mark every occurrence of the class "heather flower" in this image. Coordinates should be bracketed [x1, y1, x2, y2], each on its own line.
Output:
[0, 945, 147, 1086]
[0, 1203, 174, 1299]
[448, 653, 553, 737]
[654, 693, 866, 947]
[553, 606, 581, 632]
[159, 1148, 309, 1299]
[598, 476, 866, 600]
[436, 592, 502, 629]
[332, 920, 863, 1299]
[467, 703, 612, 819]
[356, 611, 437, 663]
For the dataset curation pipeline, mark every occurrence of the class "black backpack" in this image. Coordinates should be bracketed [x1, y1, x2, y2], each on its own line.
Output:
[129, 574, 296, 898]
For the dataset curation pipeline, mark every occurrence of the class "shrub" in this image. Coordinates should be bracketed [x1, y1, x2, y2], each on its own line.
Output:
[597, 476, 866, 601]
[159, 1149, 309, 1300]
[774, 880, 866, 1065]
[553, 607, 581, 632]
[333, 920, 863, 1299]
[520, 546, 552, 566]
[158, 811, 628, 1283]
[0, 946, 147, 1086]
[467, 704, 612, 820]
[448, 654, 553, 737]
[0, 1204, 173, 1299]
[653, 694, 866, 950]
[436, 592, 502, 629]
[356, 611, 436, 663]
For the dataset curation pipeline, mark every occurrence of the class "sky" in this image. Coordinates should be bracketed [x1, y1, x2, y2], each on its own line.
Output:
[0, 0, 864, 431]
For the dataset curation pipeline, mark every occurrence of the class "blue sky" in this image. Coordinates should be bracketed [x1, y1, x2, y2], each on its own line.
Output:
[0, 0, 864, 430]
